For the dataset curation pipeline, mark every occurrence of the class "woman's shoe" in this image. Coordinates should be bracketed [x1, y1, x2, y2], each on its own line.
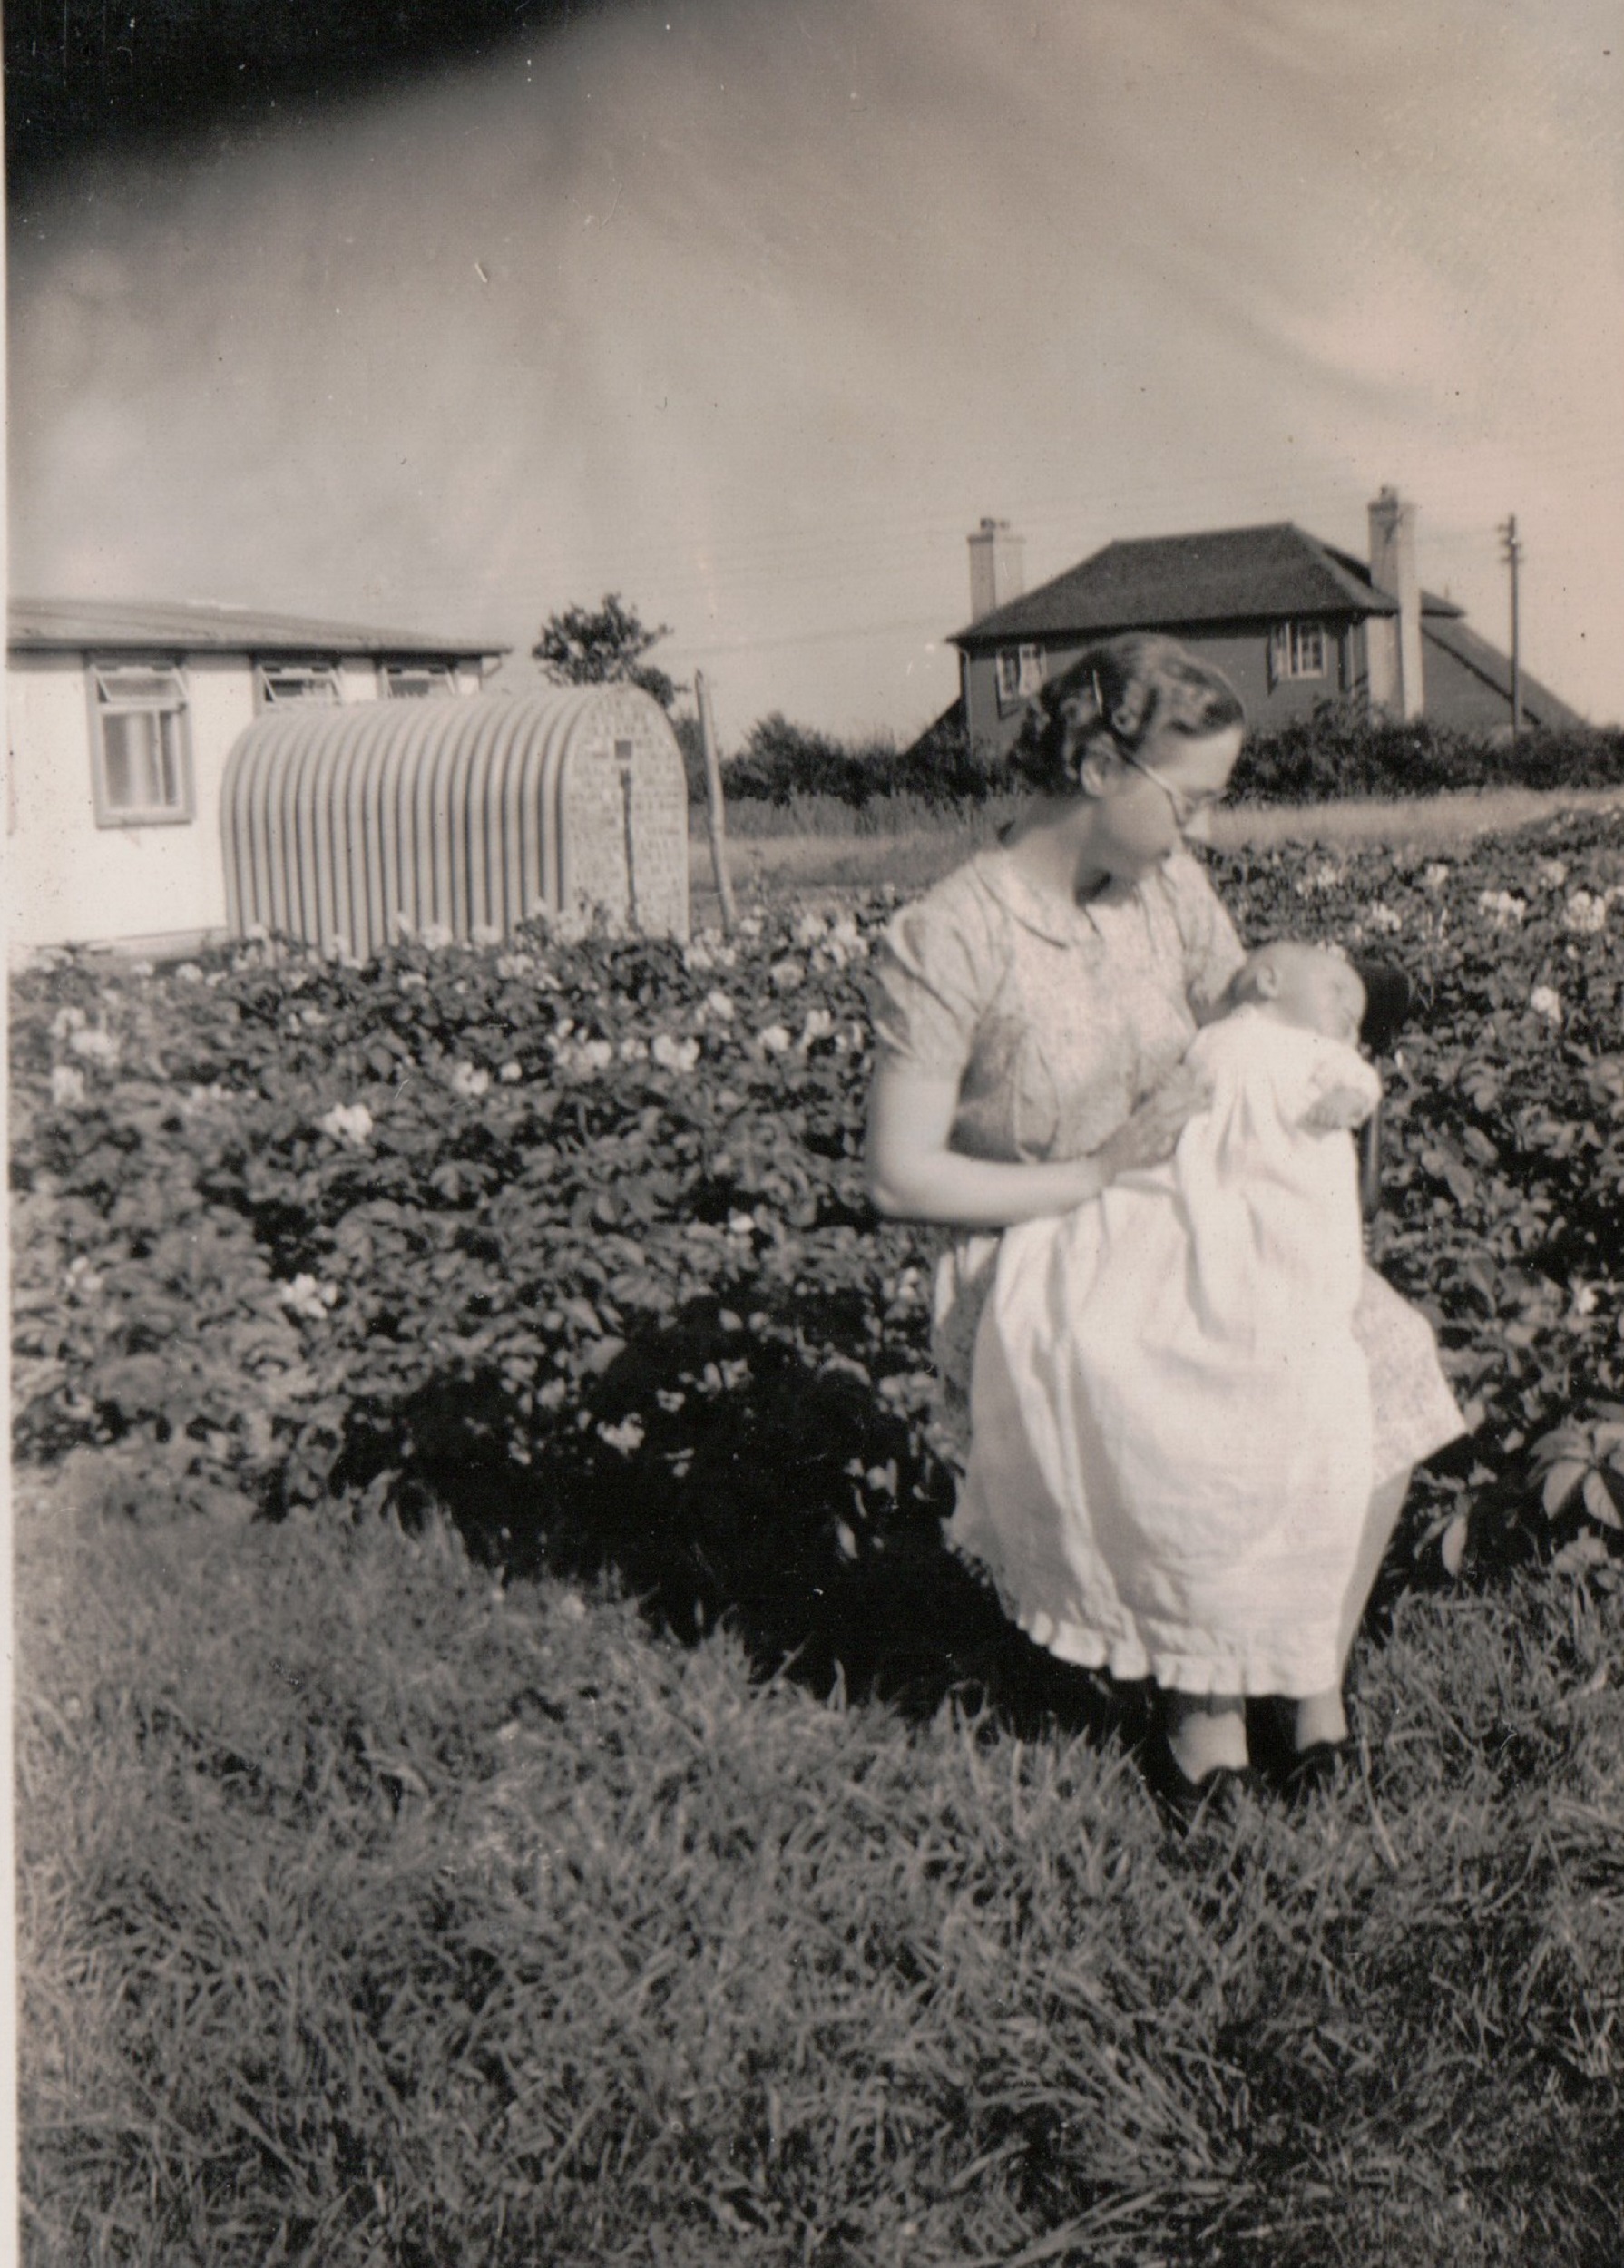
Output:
[1279, 1736, 1355, 1805]
[1141, 1732, 1263, 1832]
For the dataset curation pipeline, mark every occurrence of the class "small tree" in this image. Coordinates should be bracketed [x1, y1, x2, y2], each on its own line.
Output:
[533, 593, 680, 712]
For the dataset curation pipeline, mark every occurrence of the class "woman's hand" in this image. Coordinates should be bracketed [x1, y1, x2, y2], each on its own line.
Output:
[866, 1059, 1210, 1228]
[1091, 1065, 1212, 1184]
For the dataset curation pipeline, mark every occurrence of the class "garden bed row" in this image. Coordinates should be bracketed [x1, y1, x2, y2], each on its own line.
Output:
[10, 812, 1624, 1677]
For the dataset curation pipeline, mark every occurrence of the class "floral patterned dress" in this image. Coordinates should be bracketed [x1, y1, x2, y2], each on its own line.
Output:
[870, 845, 1465, 1686]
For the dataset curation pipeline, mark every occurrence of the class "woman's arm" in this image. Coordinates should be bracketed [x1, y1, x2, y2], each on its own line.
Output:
[865, 1058, 1212, 1228]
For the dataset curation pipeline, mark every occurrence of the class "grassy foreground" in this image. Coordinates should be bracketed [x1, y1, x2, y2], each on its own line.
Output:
[17, 1478, 1624, 2267]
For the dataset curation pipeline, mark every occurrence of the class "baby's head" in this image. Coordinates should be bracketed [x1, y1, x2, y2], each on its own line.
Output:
[1229, 943, 1365, 1044]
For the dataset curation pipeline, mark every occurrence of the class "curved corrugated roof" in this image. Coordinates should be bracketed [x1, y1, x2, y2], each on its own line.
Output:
[9, 594, 506, 658]
[221, 687, 687, 955]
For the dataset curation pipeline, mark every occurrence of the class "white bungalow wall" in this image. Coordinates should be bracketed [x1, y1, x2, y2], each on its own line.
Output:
[7, 651, 256, 953]
[7, 647, 485, 953]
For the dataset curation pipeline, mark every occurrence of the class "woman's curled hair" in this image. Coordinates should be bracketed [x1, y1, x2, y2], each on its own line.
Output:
[1007, 634, 1245, 796]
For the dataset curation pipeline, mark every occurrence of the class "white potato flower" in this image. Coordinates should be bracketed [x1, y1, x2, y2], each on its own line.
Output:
[596, 1414, 645, 1456]
[1478, 890, 1527, 929]
[318, 1102, 374, 1146]
[280, 1273, 339, 1321]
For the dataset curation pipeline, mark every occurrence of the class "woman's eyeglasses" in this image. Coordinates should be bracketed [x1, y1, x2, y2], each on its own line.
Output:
[1116, 746, 1220, 829]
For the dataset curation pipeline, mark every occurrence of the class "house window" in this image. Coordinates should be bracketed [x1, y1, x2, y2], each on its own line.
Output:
[995, 644, 1046, 709]
[379, 660, 455, 699]
[256, 660, 340, 709]
[88, 663, 194, 826]
[1269, 621, 1327, 683]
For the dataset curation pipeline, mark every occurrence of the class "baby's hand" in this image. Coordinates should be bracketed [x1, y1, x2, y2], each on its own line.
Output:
[1303, 1082, 1376, 1132]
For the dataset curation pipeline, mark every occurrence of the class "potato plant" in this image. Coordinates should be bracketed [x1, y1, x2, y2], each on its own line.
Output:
[11, 810, 1624, 1674]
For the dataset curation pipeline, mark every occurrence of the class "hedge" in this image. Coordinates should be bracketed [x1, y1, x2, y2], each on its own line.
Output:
[697, 702, 1624, 813]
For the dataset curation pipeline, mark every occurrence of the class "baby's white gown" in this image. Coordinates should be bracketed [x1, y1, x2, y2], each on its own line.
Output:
[952, 1009, 1384, 1696]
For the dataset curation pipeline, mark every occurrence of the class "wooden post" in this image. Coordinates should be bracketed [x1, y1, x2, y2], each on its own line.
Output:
[694, 669, 737, 934]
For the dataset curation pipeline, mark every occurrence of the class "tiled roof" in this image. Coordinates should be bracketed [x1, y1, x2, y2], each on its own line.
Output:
[1421, 614, 1584, 730]
[953, 522, 1463, 646]
[8, 595, 508, 658]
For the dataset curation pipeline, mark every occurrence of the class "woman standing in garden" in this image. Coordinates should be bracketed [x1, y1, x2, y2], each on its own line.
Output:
[864, 634, 1463, 1810]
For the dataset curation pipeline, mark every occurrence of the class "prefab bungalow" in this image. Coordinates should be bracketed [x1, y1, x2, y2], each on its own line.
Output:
[6, 597, 506, 954]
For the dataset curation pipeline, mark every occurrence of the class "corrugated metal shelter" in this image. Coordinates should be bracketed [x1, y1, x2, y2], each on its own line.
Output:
[220, 685, 689, 954]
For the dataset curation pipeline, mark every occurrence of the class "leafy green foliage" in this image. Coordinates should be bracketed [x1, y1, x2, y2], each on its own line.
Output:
[719, 701, 1624, 814]
[532, 591, 680, 712]
[10, 809, 1624, 1655]
[723, 710, 1000, 810]
[1228, 699, 1624, 807]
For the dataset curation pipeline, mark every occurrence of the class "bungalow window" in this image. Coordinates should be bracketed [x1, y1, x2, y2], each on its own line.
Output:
[1269, 621, 1327, 683]
[379, 660, 456, 699]
[88, 663, 194, 827]
[256, 660, 341, 709]
[995, 643, 1046, 709]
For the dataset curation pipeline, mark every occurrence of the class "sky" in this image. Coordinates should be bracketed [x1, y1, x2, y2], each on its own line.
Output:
[8, 0, 1623, 744]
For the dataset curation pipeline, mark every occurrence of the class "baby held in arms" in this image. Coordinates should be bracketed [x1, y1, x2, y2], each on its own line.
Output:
[962, 943, 1385, 1697]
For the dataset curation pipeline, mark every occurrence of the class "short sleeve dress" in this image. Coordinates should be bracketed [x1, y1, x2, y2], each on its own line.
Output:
[870, 845, 1464, 1677]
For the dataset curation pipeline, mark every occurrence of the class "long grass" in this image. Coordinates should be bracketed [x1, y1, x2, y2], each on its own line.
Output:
[717, 791, 1026, 841]
[17, 1476, 1624, 2266]
[692, 782, 1624, 909]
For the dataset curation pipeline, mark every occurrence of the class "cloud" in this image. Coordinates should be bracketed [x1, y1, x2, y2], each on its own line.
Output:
[9, 0, 1622, 730]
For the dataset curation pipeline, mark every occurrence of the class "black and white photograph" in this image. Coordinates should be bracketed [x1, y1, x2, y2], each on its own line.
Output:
[6, 3, 1624, 2261]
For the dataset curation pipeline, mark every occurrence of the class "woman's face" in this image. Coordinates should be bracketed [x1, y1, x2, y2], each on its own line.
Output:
[1087, 723, 1242, 878]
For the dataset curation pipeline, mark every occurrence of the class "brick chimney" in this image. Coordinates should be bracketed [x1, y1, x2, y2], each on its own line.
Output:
[967, 518, 1025, 623]
[1366, 487, 1424, 719]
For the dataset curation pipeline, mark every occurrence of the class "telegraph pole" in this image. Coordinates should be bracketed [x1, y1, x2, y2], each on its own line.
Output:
[1498, 515, 1523, 741]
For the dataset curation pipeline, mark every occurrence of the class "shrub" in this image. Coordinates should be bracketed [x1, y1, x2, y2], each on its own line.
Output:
[713, 699, 1624, 819]
[1226, 701, 1624, 806]
[722, 715, 892, 807]
[722, 711, 1001, 811]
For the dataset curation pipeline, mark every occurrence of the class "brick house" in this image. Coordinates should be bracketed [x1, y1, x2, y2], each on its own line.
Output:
[952, 492, 1581, 763]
